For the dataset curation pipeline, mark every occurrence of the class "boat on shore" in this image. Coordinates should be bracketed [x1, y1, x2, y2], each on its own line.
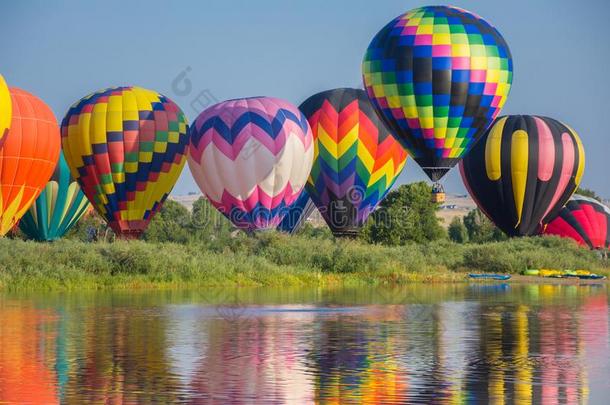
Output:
[468, 274, 511, 281]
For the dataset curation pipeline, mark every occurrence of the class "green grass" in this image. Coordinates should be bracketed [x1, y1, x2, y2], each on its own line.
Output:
[0, 233, 607, 291]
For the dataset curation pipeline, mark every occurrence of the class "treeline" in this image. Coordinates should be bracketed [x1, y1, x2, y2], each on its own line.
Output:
[22, 182, 605, 252]
[57, 182, 508, 246]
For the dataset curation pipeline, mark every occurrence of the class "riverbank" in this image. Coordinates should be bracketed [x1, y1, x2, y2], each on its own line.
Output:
[0, 234, 608, 291]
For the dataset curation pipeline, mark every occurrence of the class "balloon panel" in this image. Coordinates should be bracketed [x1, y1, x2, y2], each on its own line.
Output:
[0, 74, 11, 147]
[277, 189, 316, 234]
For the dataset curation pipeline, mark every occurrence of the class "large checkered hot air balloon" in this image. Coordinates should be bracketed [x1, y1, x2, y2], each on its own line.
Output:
[0, 88, 61, 235]
[0, 74, 11, 147]
[363, 6, 513, 185]
[188, 97, 313, 231]
[460, 115, 585, 237]
[543, 195, 609, 250]
[19, 151, 90, 241]
[61, 86, 189, 239]
[301, 88, 407, 237]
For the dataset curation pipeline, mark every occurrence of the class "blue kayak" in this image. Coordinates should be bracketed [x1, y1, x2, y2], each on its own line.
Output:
[469, 274, 511, 281]
[577, 274, 606, 280]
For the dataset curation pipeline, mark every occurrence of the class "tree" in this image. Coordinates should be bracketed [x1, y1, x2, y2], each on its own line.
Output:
[576, 187, 602, 202]
[448, 217, 468, 243]
[143, 200, 192, 243]
[190, 197, 233, 240]
[463, 208, 506, 243]
[362, 182, 445, 245]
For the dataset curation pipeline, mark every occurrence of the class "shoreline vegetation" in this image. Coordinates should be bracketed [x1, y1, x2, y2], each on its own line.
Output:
[2, 183, 608, 292]
[1, 232, 608, 292]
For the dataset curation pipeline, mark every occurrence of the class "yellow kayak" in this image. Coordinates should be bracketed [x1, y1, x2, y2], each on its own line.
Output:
[522, 269, 597, 279]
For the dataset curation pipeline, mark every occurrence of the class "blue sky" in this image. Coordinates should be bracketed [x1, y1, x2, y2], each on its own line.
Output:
[1, 0, 608, 197]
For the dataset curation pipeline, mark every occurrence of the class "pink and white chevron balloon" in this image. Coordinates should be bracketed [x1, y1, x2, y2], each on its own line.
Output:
[187, 97, 314, 231]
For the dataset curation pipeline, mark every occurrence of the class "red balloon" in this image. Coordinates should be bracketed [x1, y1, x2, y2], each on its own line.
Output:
[544, 195, 610, 250]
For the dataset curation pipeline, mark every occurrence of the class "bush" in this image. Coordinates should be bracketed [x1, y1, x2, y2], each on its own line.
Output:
[463, 208, 506, 243]
[448, 217, 468, 243]
[362, 182, 445, 245]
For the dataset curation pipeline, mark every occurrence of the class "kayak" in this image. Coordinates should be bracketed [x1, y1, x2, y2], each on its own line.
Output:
[522, 269, 605, 280]
[540, 269, 563, 278]
[469, 274, 511, 281]
[577, 274, 606, 280]
[523, 269, 564, 278]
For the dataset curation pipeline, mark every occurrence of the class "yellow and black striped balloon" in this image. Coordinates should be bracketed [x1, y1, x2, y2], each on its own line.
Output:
[460, 115, 585, 236]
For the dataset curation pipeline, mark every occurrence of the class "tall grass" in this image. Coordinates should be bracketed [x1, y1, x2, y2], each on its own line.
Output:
[0, 233, 607, 291]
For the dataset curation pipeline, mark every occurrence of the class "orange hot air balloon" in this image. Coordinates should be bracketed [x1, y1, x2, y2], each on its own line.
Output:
[0, 88, 61, 235]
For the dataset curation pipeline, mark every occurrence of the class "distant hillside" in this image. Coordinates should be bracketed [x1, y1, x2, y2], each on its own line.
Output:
[436, 194, 477, 228]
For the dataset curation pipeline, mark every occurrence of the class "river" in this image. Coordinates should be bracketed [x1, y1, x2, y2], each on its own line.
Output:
[0, 283, 608, 404]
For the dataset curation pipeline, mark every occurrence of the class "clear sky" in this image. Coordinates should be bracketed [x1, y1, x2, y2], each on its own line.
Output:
[1, 0, 608, 197]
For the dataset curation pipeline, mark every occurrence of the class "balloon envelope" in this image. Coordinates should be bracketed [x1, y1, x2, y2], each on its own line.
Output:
[61, 86, 189, 238]
[19, 151, 90, 241]
[189, 97, 313, 231]
[0, 74, 10, 147]
[301, 88, 407, 236]
[460, 115, 585, 236]
[277, 189, 316, 234]
[363, 6, 513, 181]
[0, 88, 61, 235]
[188, 97, 314, 231]
[544, 195, 610, 250]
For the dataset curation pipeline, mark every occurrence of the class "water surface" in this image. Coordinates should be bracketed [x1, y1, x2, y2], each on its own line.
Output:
[0, 283, 608, 404]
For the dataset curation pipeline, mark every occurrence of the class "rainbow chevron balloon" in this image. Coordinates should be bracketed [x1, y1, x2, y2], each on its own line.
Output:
[363, 6, 513, 181]
[302, 88, 407, 236]
[61, 86, 189, 238]
[188, 97, 313, 231]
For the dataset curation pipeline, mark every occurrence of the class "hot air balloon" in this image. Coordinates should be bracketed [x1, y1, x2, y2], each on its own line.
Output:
[301, 88, 407, 237]
[188, 97, 313, 231]
[543, 195, 609, 250]
[61, 86, 189, 239]
[362, 6, 513, 199]
[276, 189, 316, 234]
[460, 115, 585, 237]
[0, 74, 11, 147]
[0, 88, 61, 235]
[19, 151, 90, 241]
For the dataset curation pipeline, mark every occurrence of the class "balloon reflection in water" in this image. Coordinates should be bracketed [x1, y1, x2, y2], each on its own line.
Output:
[0, 287, 607, 403]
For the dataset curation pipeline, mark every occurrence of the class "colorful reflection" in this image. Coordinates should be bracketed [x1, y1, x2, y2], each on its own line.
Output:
[0, 286, 607, 404]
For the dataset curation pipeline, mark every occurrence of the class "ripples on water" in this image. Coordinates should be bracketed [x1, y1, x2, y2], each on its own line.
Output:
[0, 284, 608, 404]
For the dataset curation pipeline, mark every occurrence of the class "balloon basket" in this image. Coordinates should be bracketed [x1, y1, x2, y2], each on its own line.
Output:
[431, 182, 445, 204]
